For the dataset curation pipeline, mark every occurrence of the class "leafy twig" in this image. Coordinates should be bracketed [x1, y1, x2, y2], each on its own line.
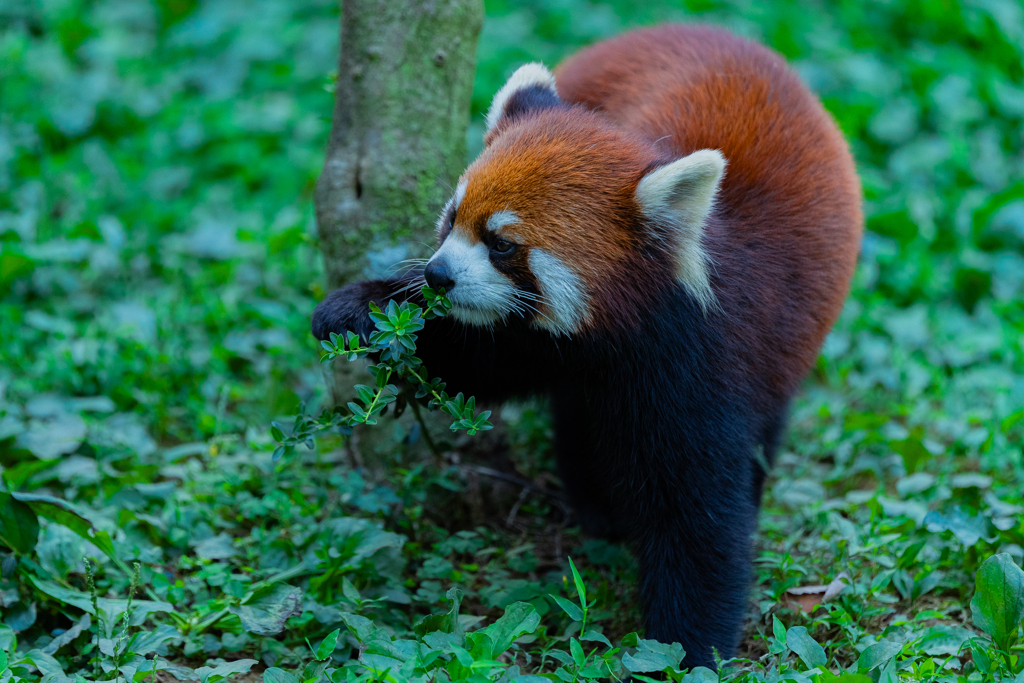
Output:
[274, 287, 493, 459]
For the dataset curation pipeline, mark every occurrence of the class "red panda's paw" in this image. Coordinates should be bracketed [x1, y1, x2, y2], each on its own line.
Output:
[311, 280, 396, 343]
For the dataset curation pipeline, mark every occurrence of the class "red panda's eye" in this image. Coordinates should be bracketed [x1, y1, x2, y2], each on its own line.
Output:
[492, 238, 515, 254]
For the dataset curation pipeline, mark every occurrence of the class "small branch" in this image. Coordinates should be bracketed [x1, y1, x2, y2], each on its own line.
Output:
[462, 463, 571, 525]
[506, 486, 531, 527]
[409, 397, 442, 461]
[461, 465, 564, 499]
[359, 368, 391, 424]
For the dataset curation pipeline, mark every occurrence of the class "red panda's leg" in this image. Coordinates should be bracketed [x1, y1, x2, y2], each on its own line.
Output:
[754, 405, 788, 504]
[626, 451, 758, 670]
[551, 394, 626, 541]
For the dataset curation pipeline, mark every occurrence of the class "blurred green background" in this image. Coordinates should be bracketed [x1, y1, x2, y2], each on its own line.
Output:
[1, 0, 1022, 677]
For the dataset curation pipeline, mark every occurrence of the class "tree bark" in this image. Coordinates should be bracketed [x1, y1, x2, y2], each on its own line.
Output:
[316, 0, 483, 289]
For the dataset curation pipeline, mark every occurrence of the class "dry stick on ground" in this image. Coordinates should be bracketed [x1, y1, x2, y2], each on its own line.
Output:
[460, 464, 573, 525]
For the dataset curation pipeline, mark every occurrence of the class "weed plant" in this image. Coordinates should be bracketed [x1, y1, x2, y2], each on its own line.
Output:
[1, 0, 1023, 681]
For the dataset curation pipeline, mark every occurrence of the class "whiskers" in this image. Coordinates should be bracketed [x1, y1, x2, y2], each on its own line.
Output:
[385, 272, 427, 300]
[385, 273, 559, 334]
[385, 257, 430, 277]
[511, 289, 556, 324]
[458, 284, 559, 330]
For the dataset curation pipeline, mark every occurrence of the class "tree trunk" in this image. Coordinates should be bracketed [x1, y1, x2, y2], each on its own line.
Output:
[315, 0, 483, 289]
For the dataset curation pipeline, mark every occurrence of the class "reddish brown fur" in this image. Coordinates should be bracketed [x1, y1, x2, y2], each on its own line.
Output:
[461, 114, 671, 331]
[554, 25, 862, 398]
[460, 23, 861, 398]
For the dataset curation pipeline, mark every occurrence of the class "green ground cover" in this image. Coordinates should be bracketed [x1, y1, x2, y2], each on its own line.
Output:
[1, 0, 1023, 680]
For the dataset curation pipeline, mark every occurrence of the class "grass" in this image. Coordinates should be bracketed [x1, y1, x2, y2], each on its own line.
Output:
[1, 0, 1023, 681]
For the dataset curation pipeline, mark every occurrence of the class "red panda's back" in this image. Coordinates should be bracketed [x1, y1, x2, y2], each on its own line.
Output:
[556, 25, 862, 400]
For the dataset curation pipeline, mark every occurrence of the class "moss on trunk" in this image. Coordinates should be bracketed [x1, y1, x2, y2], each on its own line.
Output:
[315, 0, 483, 289]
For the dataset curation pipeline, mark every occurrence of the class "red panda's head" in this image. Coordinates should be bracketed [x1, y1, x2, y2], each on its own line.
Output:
[424, 64, 725, 337]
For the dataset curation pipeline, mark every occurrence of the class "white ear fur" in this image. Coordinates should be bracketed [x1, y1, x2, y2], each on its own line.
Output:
[485, 62, 558, 134]
[635, 149, 726, 311]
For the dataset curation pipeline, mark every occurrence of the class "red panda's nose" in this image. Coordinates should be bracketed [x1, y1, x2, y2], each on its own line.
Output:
[424, 259, 455, 292]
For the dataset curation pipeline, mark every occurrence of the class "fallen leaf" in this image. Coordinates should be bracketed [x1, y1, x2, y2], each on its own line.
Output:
[785, 572, 850, 612]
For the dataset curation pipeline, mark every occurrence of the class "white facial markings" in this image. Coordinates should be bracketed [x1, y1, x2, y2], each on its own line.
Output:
[528, 248, 591, 337]
[454, 180, 467, 209]
[435, 180, 468, 236]
[427, 230, 516, 328]
[486, 210, 520, 232]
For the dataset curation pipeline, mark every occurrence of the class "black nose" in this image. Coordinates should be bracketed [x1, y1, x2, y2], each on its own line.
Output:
[424, 260, 455, 291]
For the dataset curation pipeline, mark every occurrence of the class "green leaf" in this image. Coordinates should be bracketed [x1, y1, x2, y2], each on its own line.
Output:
[624, 639, 685, 674]
[11, 492, 127, 573]
[314, 628, 341, 661]
[970, 552, 1024, 651]
[264, 669, 298, 683]
[857, 639, 903, 672]
[772, 615, 787, 646]
[28, 576, 177, 624]
[355, 385, 374, 404]
[580, 629, 612, 647]
[341, 577, 360, 603]
[786, 626, 827, 669]
[817, 673, 873, 683]
[231, 584, 303, 636]
[924, 508, 992, 547]
[479, 601, 540, 657]
[123, 623, 178, 657]
[340, 612, 377, 642]
[0, 249, 35, 294]
[444, 587, 465, 637]
[0, 624, 16, 652]
[300, 659, 330, 683]
[21, 650, 64, 678]
[451, 644, 475, 667]
[622, 642, 685, 673]
[271, 423, 285, 441]
[413, 614, 447, 637]
[567, 557, 586, 606]
[0, 492, 39, 554]
[196, 659, 257, 683]
[569, 637, 585, 667]
[549, 594, 583, 621]
[891, 437, 932, 474]
[971, 640, 992, 673]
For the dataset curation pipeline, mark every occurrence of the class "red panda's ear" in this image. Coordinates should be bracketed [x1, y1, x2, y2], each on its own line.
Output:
[485, 63, 562, 143]
[635, 149, 726, 311]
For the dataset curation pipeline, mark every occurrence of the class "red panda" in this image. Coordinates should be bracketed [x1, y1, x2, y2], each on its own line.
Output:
[313, 24, 862, 668]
